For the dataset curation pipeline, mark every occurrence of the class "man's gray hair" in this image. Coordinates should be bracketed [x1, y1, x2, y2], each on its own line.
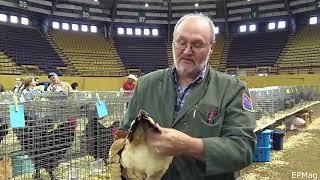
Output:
[173, 13, 216, 43]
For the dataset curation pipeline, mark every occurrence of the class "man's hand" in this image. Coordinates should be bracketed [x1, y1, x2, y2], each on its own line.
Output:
[147, 126, 204, 160]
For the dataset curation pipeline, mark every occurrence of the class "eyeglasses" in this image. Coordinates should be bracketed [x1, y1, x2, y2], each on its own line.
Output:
[173, 41, 210, 52]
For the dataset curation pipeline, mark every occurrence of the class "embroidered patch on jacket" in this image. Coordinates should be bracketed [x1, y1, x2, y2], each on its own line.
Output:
[243, 93, 253, 111]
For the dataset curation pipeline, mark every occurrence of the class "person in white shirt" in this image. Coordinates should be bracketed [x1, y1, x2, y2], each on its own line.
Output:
[47, 72, 73, 93]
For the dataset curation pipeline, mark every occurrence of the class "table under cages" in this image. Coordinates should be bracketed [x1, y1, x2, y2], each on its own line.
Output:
[0, 91, 131, 180]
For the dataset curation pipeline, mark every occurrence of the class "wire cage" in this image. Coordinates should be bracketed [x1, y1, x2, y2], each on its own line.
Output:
[250, 86, 282, 120]
[0, 91, 132, 180]
[250, 86, 320, 120]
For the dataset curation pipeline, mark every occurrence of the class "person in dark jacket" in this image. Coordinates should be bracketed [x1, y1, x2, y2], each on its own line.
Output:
[0, 83, 4, 92]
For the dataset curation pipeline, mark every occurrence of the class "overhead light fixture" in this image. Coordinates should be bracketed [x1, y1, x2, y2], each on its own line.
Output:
[268, 22, 276, 30]
[309, 17, 318, 25]
[249, 24, 256, 32]
[94, 0, 98, 1]
[145, 3, 149, 7]
[278, 21, 286, 29]
[194, 3, 199, 7]
[239, 25, 247, 32]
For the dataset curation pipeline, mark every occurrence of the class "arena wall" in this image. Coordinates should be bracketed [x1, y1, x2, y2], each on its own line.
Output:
[1, 74, 320, 91]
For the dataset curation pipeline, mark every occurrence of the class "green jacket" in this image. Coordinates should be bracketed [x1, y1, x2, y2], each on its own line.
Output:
[120, 67, 256, 180]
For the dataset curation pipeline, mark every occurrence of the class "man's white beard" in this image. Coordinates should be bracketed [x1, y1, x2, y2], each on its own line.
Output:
[174, 53, 209, 77]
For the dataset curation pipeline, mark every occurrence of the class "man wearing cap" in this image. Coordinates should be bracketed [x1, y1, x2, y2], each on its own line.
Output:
[47, 72, 73, 92]
[122, 74, 137, 93]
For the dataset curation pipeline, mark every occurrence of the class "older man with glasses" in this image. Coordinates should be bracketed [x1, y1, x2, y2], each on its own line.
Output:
[115, 13, 256, 180]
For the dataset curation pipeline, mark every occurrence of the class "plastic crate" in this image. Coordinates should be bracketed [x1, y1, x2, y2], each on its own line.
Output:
[256, 129, 273, 147]
[272, 130, 285, 151]
[253, 145, 271, 162]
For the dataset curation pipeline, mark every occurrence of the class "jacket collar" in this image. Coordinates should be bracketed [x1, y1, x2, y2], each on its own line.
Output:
[171, 66, 207, 89]
[159, 66, 212, 127]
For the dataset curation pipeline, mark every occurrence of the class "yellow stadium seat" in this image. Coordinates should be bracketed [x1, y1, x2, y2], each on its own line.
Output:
[49, 30, 126, 77]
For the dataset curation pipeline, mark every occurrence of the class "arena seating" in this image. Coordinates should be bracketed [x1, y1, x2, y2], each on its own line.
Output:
[113, 37, 168, 74]
[276, 26, 320, 74]
[0, 25, 65, 75]
[167, 42, 173, 66]
[227, 32, 288, 69]
[50, 30, 126, 77]
[209, 35, 228, 71]
[0, 51, 23, 75]
[2, 24, 320, 78]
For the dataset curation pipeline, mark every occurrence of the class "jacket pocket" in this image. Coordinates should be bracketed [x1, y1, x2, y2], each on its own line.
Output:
[189, 105, 224, 138]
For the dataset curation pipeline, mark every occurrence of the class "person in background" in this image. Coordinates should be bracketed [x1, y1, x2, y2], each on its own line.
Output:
[121, 74, 138, 112]
[122, 74, 137, 94]
[19, 76, 40, 94]
[117, 13, 256, 180]
[13, 78, 23, 93]
[71, 82, 79, 91]
[47, 72, 73, 93]
[0, 83, 4, 92]
[33, 77, 45, 92]
[34, 77, 40, 86]
[18, 76, 41, 101]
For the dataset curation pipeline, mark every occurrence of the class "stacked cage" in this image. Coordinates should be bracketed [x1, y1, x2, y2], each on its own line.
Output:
[250, 86, 284, 120]
[250, 86, 320, 120]
[0, 91, 131, 180]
